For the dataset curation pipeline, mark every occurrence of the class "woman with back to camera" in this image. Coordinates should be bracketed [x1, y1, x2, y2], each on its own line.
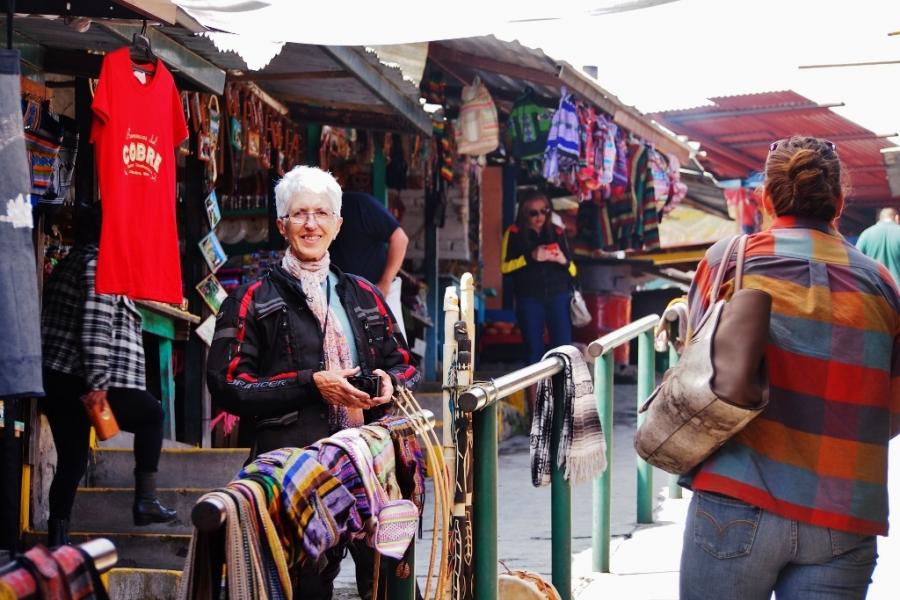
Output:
[501, 190, 577, 369]
[679, 136, 900, 599]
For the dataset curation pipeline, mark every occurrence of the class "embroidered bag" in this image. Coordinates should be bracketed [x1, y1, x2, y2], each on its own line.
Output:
[455, 76, 499, 156]
[325, 435, 419, 560]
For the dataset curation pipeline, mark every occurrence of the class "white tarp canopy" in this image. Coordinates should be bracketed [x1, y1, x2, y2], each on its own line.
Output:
[173, 1, 679, 49]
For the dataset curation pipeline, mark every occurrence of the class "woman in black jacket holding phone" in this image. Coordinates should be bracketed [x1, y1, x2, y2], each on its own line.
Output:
[501, 190, 577, 366]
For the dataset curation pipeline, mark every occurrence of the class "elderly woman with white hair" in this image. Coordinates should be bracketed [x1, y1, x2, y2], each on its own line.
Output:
[207, 166, 420, 597]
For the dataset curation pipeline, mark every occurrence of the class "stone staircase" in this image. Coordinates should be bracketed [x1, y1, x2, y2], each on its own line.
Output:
[24, 390, 502, 598]
[27, 440, 248, 598]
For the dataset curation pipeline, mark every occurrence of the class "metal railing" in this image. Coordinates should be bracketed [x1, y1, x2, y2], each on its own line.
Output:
[459, 355, 569, 600]
[588, 313, 660, 573]
[455, 289, 691, 599]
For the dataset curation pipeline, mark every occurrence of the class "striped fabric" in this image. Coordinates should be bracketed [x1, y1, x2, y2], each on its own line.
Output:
[238, 448, 358, 568]
[682, 217, 900, 535]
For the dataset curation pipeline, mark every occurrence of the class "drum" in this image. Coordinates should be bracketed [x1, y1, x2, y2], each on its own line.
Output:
[498, 569, 562, 600]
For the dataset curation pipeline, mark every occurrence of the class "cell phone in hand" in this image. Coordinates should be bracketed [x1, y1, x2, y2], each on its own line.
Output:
[544, 242, 560, 253]
[347, 374, 382, 398]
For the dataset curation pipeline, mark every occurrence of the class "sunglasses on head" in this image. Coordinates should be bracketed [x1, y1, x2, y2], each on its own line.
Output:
[769, 139, 836, 153]
[528, 208, 551, 217]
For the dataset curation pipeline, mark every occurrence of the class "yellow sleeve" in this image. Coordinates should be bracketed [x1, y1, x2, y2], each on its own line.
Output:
[500, 229, 528, 274]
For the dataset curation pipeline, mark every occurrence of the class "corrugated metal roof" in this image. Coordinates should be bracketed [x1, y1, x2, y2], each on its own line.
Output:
[8, 15, 430, 133]
[653, 91, 898, 207]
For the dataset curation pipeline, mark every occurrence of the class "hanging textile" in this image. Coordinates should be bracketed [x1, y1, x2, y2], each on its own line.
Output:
[0, 543, 111, 600]
[0, 48, 43, 399]
[91, 47, 188, 303]
[455, 76, 499, 157]
[542, 90, 580, 184]
[530, 345, 607, 487]
[508, 87, 553, 174]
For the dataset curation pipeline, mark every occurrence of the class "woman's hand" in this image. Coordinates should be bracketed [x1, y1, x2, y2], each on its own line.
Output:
[532, 245, 551, 262]
[81, 389, 107, 410]
[313, 367, 377, 409]
[370, 369, 394, 406]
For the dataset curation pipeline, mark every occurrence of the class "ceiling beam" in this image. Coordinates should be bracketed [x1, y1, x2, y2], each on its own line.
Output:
[320, 46, 432, 135]
[98, 22, 225, 93]
[799, 59, 900, 69]
[228, 70, 350, 82]
[659, 102, 845, 123]
[731, 132, 898, 149]
[428, 42, 561, 89]
[289, 104, 420, 133]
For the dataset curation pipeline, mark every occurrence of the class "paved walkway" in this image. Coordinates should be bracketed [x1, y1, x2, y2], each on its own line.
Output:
[572, 439, 900, 600]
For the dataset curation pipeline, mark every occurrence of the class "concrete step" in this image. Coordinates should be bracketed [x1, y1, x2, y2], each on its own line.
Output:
[69, 488, 205, 535]
[105, 568, 181, 600]
[87, 447, 248, 489]
[23, 530, 190, 571]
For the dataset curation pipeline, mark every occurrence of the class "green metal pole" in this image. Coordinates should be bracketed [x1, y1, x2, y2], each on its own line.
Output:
[591, 354, 614, 573]
[636, 332, 654, 524]
[373, 141, 387, 206]
[550, 373, 572, 600]
[667, 344, 683, 500]
[473, 404, 498, 600]
[387, 544, 414, 600]
[305, 123, 321, 166]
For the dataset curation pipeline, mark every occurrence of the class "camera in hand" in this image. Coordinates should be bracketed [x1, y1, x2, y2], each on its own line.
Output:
[348, 374, 382, 398]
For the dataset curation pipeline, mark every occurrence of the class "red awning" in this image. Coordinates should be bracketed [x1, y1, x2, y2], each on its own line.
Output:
[652, 91, 898, 207]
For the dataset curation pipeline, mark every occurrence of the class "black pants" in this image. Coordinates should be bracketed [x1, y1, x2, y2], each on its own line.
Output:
[41, 369, 164, 520]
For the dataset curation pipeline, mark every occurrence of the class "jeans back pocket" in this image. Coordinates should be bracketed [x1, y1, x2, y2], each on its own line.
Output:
[693, 491, 762, 559]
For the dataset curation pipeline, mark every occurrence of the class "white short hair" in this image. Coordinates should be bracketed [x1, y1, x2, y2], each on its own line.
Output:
[274, 165, 343, 218]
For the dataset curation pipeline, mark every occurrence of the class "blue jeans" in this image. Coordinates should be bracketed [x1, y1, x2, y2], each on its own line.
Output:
[681, 491, 877, 599]
[516, 293, 572, 365]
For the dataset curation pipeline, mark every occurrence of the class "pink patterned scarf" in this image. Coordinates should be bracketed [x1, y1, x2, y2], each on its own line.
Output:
[282, 249, 363, 431]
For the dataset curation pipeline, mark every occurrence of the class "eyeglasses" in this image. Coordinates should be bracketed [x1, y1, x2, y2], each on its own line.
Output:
[280, 209, 335, 225]
[769, 139, 836, 153]
[528, 208, 551, 217]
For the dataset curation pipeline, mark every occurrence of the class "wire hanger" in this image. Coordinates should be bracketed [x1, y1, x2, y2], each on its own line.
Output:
[129, 19, 156, 74]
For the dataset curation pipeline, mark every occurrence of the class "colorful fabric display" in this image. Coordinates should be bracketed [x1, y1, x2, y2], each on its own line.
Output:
[508, 88, 554, 161]
[542, 90, 580, 183]
[0, 544, 110, 600]
[599, 116, 616, 187]
[238, 447, 358, 570]
[22, 99, 63, 205]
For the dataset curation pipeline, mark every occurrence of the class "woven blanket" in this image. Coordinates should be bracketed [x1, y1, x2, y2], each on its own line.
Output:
[530, 345, 608, 486]
[238, 447, 357, 568]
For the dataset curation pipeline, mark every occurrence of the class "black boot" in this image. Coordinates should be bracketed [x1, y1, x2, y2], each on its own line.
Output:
[47, 517, 71, 547]
[133, 471, 177, 526]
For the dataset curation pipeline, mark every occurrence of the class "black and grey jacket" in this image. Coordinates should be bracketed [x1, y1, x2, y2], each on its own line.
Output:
[207, 264, 420, 448]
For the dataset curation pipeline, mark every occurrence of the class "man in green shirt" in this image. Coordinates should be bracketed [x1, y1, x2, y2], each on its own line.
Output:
[856, 207, 900, 284]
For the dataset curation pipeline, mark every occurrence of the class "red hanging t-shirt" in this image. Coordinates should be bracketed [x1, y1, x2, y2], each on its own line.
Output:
[91, 47, 188, 303]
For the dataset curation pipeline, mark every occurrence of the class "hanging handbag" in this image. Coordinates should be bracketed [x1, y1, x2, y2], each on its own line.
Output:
[82, 394, 120, 441]
[569, 287, 591, 328]
[634, 235, 772, 475]
[324, 435, 419, 560]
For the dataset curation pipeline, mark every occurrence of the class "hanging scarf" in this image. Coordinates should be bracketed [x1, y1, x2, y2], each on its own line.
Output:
[530, 345, 608, 487]
[281, 248, 362, 430]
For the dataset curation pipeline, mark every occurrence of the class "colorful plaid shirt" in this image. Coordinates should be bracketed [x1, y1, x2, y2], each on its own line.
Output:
[682, 216, 900, 535]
